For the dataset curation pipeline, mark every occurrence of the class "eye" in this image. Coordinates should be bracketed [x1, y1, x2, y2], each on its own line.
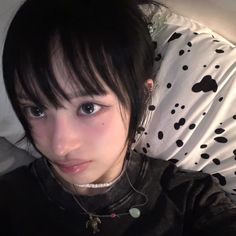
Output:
[79, 103, 102, 115]
[24, 106, 46, 118]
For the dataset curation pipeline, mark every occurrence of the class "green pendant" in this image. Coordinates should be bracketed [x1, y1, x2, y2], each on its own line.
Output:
[129, 208, 141, 218]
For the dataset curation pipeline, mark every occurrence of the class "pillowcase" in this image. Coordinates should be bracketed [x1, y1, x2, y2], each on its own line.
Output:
[136, 6, 236, 199]
[0, 3, 236, 200]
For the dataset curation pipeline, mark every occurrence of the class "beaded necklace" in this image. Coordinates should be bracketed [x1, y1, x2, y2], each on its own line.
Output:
[72, 171, 148, 234]
[74, 174, 120, 188]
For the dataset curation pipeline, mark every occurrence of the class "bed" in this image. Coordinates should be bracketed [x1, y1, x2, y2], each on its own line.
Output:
[0, 0, 236, 199]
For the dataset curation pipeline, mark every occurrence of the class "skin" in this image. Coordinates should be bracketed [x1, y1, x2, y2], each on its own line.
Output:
[17, 48, 132, 195]
[17, 46, 153, 195]
[19, 83, 130, 196]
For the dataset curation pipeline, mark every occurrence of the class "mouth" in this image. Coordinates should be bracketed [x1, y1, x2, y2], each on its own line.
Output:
[52, 160, 91, 174]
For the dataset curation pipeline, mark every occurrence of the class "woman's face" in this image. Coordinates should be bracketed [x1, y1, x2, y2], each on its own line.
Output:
[18, 71, 130, 189]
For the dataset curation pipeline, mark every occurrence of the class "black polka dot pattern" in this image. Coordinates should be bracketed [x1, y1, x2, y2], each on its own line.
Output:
[201, 153, 210, 159]
[213, 158, 221, 165]
[137, 127, 145, 134]
[212, 173, 226, 186]
[189, 124, 196, 130]
[176, 140, 184, 147]
[215, 128, 225, 134]
[214, 137, 228, 143]
[179, 50, 184, 56]
[158, 131, 164, 140]
[148, 105, 156, 111]
[142, 147, 147, 154]
[192, 75, 218, 93]
[168, 32, 182, 42]
[215, 49, 224, 54]
[174, 118, 186, 130]
[134, 24, 236, 196]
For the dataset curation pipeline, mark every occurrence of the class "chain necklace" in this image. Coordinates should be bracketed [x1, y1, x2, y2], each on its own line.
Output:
[72, 171, 148, 234]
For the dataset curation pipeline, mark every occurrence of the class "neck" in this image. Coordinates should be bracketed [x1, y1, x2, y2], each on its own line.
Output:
[50, 156, 129, 196]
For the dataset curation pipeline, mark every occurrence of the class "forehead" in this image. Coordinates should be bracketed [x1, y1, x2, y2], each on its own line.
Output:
[15, 38, 125, 107]
[17, 60, 110, 103]
[51, 54, 111, 97]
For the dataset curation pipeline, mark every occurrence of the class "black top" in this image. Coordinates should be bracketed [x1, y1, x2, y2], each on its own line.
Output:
[0, 152, 236, 236]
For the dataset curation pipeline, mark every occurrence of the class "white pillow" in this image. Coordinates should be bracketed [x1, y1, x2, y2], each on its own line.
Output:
[0, 0, 26, 146]
[136, 7, 236, 198]
[0, 0, 40, 174]
[1, 4, 236, 200]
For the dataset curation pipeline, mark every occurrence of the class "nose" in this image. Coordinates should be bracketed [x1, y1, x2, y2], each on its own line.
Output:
[50, 113, 81, 157]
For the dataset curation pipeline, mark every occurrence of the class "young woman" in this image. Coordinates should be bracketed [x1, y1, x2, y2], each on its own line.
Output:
[1, 0, 236, 235]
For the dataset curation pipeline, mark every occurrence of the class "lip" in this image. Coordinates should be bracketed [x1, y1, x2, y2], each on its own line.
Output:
[53, 160, 91, 174]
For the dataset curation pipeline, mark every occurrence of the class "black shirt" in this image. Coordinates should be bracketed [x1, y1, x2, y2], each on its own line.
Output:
[0, 152, 236, 235]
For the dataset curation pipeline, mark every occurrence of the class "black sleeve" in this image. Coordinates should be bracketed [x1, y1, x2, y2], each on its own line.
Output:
[166, 168, 236, 236]
[190, 175, 236, 236]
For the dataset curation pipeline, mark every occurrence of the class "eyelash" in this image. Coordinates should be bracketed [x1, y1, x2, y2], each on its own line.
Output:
[22, 102, 104, 119]
[22, 106, 46, 119]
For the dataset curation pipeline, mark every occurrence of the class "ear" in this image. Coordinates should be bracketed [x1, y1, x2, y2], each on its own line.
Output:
[144, 79, 154, 91]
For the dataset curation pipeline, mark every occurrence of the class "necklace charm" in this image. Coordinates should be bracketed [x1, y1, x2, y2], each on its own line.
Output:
[86, 215, 101, 234]
[129, 208, 141, 218]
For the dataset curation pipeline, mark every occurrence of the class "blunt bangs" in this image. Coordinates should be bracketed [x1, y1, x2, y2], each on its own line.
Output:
[3, 0, 156, 145]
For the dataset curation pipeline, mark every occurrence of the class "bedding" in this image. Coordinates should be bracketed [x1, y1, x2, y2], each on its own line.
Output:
[159, 0, 236, 45]
[136, 6, 236, 199]
[0, 3, 236, 199]
[0, 137, 35, 175]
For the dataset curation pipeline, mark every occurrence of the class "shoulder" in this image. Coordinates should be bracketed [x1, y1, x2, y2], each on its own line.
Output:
[0, 166, 28, 184]
[144, 155, 235, 208]
[143, 154, 236, 208]
[0, 159, 42, 202]
[0, 163, 33, 187]
[141, 154, 211, 187]
[138, 153, 208, 184]
[140, 154, 223, 200]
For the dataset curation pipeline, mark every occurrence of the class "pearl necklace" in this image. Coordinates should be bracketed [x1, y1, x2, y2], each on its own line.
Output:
[72, 171, 148, 234]
[74, 158, 128, 189]
[74, 177, 119, 188]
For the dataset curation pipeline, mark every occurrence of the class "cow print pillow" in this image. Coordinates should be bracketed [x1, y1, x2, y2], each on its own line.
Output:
[135, 7, 236, 200]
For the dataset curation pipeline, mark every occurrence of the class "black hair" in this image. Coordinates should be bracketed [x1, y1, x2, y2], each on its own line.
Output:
[3, 0, 158, 149]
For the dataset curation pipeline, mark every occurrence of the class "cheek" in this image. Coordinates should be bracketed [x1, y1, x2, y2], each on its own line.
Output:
[84, 111, 129, 145]
[29, 121, 50, 149]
